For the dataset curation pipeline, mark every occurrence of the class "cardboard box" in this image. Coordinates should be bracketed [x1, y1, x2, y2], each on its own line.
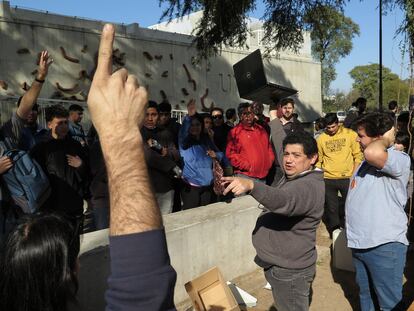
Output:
[185, 267, 241, 311]
[332, 228, 355, 272]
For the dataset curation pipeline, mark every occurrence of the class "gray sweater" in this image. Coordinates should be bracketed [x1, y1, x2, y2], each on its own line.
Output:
[250, 119, 325, 269]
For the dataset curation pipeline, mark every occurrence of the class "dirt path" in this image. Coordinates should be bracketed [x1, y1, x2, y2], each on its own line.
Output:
[178, 223, 414, 311]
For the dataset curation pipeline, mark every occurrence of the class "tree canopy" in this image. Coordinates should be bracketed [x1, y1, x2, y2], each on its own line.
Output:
[349, 64, 409, 109]
[304, 4, 359, 96]
[159, 0, 348, 57]
[159, 0, 409, 58]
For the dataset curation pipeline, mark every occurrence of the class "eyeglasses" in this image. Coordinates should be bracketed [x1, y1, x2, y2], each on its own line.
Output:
[212, 115, 223, 120]
[241, 111, 253, 116]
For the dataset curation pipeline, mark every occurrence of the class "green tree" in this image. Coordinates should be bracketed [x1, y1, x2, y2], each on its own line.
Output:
[349, 64, 408, 109]
[322, 89, 360, 113]
[304, 5, 359, 97]
[159, 0, 349, 57]
[160, 1, 406, 58]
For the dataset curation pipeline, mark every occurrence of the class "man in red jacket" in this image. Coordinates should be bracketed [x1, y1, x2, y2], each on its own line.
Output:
[226, 102, 274, 182]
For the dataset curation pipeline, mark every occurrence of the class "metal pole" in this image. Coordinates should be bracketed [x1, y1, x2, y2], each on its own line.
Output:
[379, 0, 383, 111]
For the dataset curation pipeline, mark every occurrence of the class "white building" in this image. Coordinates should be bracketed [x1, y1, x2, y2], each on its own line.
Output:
[0, 1, 322, 121]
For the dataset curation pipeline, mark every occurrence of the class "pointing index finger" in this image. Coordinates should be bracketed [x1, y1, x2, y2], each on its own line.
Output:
[95, 24, 115, 82]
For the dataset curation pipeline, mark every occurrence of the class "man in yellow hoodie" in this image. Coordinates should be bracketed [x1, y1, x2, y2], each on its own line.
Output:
[317, 113, 363, 234]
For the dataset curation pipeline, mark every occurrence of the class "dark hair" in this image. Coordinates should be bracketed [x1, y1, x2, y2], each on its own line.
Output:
[280, 98, 295, 108]
[211, 107, 224, 115]
[395, 131, 410, 151]
[356, 97, 367, 105]
[200, 113, 212, 123]
[388, 100, 398, 110]
[148, 100, 159, 111]
[283, 131, 318, 158]
[355, 112, 394, 137]
[237, 102, 251, 115]
[225, 108, 236, 120]
[68, 104, 84, 112]
[397, 111, 409, 124]
[269, 102, 280, 112]
[0, 213, 80, 311]
[314, 117, 326, 131]
[182, 114, 216, 151]
[252, 102, 264, 114]
[158, 101, 172, 113]
[356, 97, 367, 111]
[324, 112, 338, 125]
[45, 105, 69, 122]
[17, 96, 39, 112]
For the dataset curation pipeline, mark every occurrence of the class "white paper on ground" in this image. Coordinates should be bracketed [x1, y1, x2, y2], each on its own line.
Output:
[263, 282, 272, 290]
[226, 281, 258, 308]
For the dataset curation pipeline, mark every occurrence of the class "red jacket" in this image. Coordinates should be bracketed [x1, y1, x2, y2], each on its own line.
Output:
[226, 123, 274, 179]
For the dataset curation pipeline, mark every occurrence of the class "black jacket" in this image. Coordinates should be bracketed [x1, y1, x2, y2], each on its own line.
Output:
[141, 127, 179, 193]
[31, 137, 89, 217]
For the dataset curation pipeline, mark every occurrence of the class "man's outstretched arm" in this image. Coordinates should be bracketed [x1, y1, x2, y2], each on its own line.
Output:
[88, 24, 176, 311]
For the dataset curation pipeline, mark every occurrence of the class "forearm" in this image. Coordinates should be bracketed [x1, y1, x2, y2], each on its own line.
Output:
[100, 129, 162, 236]
[269, 119, 285, 170]
[250, 182, 295, 215]
[364, 139, 389, 169]
[17, 79, 44, 119]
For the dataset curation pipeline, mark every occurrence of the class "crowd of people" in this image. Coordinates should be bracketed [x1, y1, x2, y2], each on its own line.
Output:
[0, 23, 413, 311]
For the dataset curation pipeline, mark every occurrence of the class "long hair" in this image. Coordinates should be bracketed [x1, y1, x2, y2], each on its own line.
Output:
[0, 213, 80, 311]
[182, 114, 217, 151]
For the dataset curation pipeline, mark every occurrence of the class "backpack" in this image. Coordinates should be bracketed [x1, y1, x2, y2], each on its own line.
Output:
[2, 149, 51, 214]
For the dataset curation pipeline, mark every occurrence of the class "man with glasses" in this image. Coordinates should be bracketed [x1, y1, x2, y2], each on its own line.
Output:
[211, 107, 231, 152]
[226, 102, 274, 182]
[68, 104, 87, 147]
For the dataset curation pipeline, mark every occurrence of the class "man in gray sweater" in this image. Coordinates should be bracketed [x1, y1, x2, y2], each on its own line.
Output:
[223, 118, 325, 311]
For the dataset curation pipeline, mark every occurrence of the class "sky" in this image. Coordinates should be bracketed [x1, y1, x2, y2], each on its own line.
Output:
[8, 0, 409, 93]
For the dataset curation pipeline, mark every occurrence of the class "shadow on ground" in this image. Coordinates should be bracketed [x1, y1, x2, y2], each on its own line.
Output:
[330, 256, 360, 311]
[403, 250, 414, 308]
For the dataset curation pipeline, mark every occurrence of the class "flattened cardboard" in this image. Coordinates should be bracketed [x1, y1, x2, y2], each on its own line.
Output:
[185, 267, 241, 311]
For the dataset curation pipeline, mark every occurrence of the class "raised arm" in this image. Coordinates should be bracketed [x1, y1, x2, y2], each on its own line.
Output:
[17, 51, 53, 119]
[89, 24, 176, 311]
[269, 118, 286, 173]
[88, 25, 160, 235]
[363, 128, 394, 170]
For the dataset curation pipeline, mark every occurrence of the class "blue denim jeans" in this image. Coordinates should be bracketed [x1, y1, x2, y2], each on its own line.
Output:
[352, 242, 407, 311]
[264, 264, 315, 311]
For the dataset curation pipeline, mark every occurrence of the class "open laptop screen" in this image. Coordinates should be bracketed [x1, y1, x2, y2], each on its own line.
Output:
[233, 49, 267, 98]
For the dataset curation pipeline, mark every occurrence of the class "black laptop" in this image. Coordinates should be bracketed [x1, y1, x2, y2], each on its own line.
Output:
[233, 49, 298, 105]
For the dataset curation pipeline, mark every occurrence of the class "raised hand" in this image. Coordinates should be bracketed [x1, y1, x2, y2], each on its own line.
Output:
[87, 24, 148, 139]
[187, 99, 196, 117]
[88, 24, 161, 236]
[37, 50, 53, 80]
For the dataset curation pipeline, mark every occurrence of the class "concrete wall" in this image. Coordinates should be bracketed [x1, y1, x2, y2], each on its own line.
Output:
[77, 196, 262, 310]
[0, 1, 322, 121]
